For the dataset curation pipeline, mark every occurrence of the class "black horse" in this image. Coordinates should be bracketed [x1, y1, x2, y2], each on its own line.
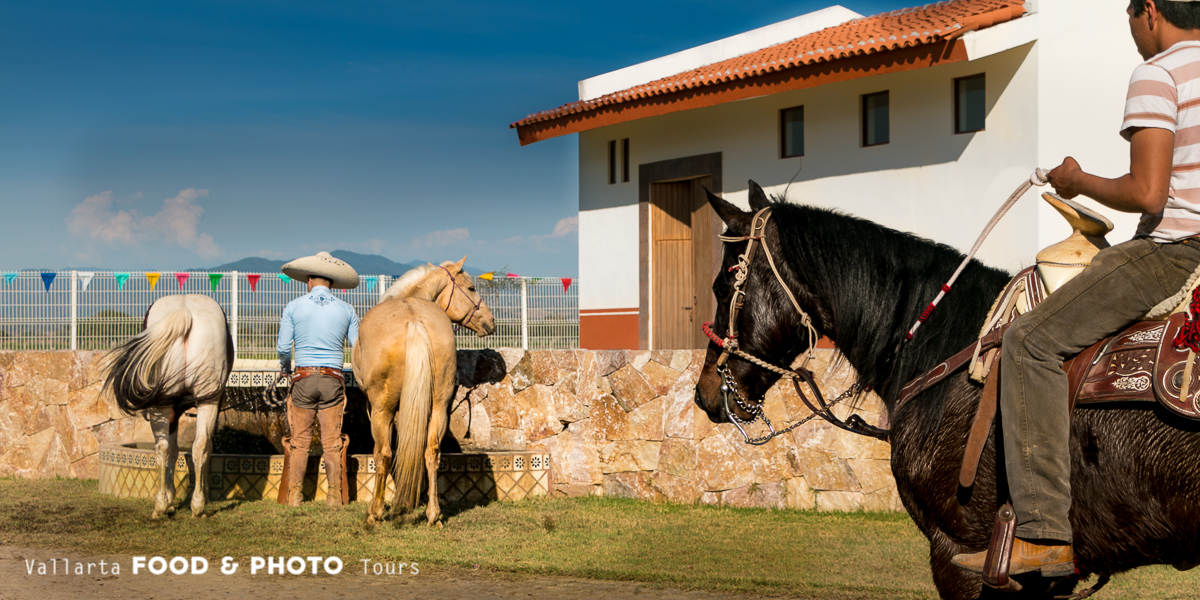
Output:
[694, 181, 1200, 599]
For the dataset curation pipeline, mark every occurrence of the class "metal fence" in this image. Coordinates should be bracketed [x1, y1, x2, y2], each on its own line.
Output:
[0, 270, 578, 359]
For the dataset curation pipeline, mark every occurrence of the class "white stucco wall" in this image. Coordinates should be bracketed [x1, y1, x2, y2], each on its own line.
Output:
[577, 0, 1145, 312]
[1034, 0, 1142, 247]
[577, 204, 640, 310]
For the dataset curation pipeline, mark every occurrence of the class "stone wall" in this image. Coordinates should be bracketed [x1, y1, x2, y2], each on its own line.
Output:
[448, 348, 900, 512]
[0, 349, 901, 512]
[0, 351, 150, 479]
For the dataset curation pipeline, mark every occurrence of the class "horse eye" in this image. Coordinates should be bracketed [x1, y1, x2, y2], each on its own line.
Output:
[713, 279, 731, 298]
[469, 287, 476, 292]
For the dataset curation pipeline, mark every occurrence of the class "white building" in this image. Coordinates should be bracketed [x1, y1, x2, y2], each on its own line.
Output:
[513, 0, 1141, 350]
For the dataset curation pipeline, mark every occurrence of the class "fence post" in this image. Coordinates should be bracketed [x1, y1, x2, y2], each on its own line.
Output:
[69, 270, 77, 351]
[379, 275, 388, 304]
[521, 277, 529, 350]
[230, 270, 239, 357]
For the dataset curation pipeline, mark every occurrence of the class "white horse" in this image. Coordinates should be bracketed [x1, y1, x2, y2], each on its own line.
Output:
[103, 294, 233, 519]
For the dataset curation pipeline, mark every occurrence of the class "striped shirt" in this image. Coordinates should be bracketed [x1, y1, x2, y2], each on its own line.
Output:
[1123, 41, 1200, 242]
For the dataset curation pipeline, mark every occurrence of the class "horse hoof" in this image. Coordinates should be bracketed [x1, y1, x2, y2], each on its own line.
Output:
[430, 520, 444, 529]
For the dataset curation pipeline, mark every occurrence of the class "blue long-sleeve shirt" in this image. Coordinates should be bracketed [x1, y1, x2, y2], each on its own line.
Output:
[277, 286, 360, 371]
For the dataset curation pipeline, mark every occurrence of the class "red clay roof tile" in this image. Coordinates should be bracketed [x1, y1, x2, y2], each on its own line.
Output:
[512, 0, 1026, 135]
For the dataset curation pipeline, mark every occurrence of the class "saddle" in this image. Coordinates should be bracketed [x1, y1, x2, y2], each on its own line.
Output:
[896, 193, 1200, 489]
[984, 193, 1200, 418]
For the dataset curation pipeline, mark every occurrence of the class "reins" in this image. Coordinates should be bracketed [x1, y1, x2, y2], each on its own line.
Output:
[704, 170, 1051, 446]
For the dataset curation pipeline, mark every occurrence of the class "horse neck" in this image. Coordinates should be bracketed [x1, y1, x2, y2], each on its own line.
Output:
[772, 208, 1009, 407]
[383, 269, 447, 302]
[413, 275, 448, 303]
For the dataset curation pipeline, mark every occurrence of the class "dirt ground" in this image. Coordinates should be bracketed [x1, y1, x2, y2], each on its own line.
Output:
[0, 545, 799, 600]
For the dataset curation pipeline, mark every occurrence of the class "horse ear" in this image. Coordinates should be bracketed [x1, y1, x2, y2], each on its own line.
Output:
[748, 180, 771, 211]
[705, 187, 745, 225]
[451, 255, 467, 274]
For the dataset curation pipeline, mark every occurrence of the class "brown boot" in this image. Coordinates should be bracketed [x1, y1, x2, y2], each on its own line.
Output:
[286, 403, 317, 508]
[287, 449, 308, 508]
[324, 455, 343, 508]
[317, 402, 347, 508]
[952, 538, 1074, 578]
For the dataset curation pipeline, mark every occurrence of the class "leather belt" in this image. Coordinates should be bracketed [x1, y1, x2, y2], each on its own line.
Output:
[290, 366, 345, 383]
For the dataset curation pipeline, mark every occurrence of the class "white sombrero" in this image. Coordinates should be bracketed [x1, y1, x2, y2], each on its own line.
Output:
[281, 252, 360, 289]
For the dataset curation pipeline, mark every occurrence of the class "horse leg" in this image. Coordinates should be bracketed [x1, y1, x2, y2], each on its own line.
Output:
[367, 406, 394, 524]
[147, 406, 179, 519]
[189, 400, 219, 517]
[423, 400, 448, 527]
[928, 530, 990, 600]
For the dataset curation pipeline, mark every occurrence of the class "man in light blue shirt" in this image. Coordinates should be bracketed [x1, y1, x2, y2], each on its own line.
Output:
[277, 251, 360, 508]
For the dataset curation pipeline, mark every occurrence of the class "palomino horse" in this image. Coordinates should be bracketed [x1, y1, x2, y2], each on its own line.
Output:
[103, 294, 233, 519]
[694, 182, 1200, 599]
[352, 257, 495, 525]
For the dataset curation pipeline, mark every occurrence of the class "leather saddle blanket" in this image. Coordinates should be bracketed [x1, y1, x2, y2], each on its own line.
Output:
[1069, 312, 1200, 419]
[897, 292, 1200, 421]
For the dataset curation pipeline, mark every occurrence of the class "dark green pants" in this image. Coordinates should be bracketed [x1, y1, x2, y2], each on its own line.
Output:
[1000, 236, 1200, 542]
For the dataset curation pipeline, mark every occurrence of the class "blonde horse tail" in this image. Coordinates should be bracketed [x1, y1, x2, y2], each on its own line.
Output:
[391, 320, 434, 512]
[103, 304, 193, 414]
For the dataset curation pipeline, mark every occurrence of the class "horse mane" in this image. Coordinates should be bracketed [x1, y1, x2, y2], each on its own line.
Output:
[766, 199, 1012, 414]
[380, 260, 457, 303]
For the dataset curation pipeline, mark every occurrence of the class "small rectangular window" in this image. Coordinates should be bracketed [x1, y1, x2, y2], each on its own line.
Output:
[780, 106, 804, 158]
[608, 140, 617, 184]
[622, 138, 630, 182]
[862, 91, 889, 146]
[955, 74, 986, 134]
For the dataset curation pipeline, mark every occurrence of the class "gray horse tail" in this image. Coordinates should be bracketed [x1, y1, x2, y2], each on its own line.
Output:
[103, 306, 193, 414]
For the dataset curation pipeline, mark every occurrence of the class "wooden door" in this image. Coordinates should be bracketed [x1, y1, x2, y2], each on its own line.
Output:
[651, 177, 717, 349]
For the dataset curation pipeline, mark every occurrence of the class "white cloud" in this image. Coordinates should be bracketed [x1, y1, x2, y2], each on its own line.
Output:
[548, 216, 578, 238]
[65, 188, 222, 258]
[497, 216, 580, 246]
[410, 227, 471, 249]
[66, 192, 136, 243]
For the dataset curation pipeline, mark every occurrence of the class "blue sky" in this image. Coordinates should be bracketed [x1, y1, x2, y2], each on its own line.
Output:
[0, 0, 911, 277]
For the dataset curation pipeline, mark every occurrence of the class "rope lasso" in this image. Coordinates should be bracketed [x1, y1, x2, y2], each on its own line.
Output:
[903, 169, 1050, 342]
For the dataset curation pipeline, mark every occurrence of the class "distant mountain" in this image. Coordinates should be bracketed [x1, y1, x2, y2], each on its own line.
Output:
[201, 257, 287, 273]
[203, 250, 485, 276]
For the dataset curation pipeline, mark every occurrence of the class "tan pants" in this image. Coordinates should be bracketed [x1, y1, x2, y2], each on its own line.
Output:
[286, 374, 346, 505]
[1001, 237, 1200, 542]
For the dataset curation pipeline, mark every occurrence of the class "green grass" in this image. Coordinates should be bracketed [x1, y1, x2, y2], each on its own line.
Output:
[1, 479, 1197, 599]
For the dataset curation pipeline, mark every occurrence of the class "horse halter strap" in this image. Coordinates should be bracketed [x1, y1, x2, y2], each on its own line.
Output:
[439, 266, 482, 333]
[702, 207, 888, 443]
[709, 207, 819, 371]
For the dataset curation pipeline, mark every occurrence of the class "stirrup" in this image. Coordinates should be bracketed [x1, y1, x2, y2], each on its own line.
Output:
[984, 504, 1022, 592]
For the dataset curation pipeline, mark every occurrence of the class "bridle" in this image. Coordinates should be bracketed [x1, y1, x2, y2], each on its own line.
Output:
[439, 266, 484, 333]
[702, 207, 889, 444]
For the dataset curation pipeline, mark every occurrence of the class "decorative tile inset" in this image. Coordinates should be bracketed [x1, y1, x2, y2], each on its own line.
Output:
[99, 445, 549, 504]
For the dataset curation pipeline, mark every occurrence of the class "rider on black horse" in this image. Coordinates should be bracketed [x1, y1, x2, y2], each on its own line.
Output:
[953, 0, 1200, 578]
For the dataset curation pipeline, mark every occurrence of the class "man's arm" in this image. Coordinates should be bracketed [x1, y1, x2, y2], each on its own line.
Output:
[347, 306, 360, 349]
[277, 303, 295, 373]
[1047, 126, 1174, 214]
